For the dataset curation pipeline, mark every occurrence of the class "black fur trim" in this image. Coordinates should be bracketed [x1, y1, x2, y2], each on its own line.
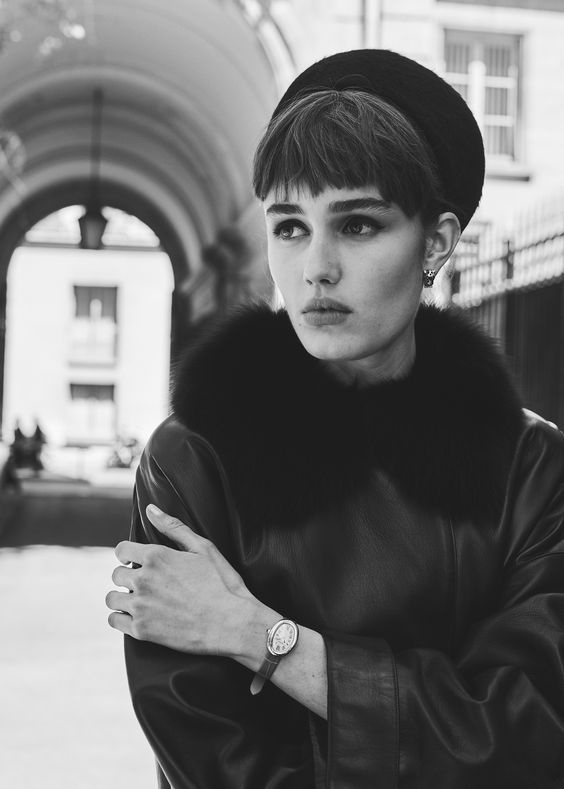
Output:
[171, 304, 524, 528]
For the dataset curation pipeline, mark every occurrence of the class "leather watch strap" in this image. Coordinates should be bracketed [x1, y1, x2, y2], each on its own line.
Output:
[249, 653, 280, 695]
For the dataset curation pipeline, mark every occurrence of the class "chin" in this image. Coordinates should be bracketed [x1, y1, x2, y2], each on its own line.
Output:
[295, 326, 362, 362]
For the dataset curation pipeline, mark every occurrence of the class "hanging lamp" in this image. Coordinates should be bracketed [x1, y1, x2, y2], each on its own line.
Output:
[79, 87, 107, 249]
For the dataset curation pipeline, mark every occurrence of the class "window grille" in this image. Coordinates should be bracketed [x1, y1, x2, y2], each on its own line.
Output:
[70, 384, 115, 401]
[73, 285, 118, 321]
[70, 286, 118, 365]
[444, 31, 520, 162]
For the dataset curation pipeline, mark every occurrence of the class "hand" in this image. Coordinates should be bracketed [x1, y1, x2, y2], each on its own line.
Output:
[106, 504, 257, 657]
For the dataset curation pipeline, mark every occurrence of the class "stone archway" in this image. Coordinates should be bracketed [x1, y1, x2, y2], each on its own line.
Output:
[0, 0, 296, 429]
[0, 178, 193, 429]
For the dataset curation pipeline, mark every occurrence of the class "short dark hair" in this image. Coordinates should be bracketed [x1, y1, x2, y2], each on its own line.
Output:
[253, 90, 446, 222]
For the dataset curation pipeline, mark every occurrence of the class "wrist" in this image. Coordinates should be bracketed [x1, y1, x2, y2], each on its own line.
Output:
[230, 598, 281, 670]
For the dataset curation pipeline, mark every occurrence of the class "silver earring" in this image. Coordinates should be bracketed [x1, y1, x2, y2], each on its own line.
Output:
[422, 269, 437, 288]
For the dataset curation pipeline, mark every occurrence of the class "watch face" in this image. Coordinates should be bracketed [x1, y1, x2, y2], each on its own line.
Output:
[267, 620, 298, 656]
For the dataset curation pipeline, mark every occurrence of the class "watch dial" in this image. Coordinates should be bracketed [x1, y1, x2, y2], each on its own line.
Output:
[269, 621, 298, 655]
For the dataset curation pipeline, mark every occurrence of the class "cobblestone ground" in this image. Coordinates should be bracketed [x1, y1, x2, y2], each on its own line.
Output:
[0, 482, 156, 789]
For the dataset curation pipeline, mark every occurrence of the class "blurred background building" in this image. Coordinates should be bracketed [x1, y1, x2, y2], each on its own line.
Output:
[4, 208, 172, 478]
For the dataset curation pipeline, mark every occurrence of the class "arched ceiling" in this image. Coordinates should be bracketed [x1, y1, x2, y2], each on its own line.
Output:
[0, 0, 286, 285]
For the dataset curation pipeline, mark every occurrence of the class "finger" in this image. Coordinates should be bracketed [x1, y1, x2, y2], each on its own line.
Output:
[145, 504, 201, 552]
[107, 611, 134, 636]
[105, 589, 134, 615]
[115, 540, 149, 566]
[112, 564, 136, 590]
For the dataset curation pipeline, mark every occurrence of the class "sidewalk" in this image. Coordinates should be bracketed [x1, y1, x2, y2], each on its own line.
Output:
[0, 465, 155, 787]
[16, 466, 136, 496]
[18, 468, 136, 496]
[0, 545, 156, 789]
[0, 469, 136, 546]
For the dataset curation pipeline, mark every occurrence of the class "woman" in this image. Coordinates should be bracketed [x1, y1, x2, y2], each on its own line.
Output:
[106, 50, 564, 787]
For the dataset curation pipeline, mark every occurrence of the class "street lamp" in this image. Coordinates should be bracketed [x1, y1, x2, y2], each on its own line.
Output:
[79, 87, 107, 250]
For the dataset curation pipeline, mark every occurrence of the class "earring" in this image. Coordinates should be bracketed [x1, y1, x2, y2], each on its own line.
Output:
[422, 269, 438, 288]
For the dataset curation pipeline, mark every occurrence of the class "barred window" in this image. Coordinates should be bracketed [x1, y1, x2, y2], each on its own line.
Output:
[70, 285, 118, 365]
[74, 285, 117, 321]
[444, 31, 521, 162]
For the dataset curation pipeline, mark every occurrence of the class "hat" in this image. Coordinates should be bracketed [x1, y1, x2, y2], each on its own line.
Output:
[271, 49, 485, 230]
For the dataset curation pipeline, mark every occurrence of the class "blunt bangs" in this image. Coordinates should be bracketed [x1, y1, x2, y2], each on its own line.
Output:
[253, 90, 444, 221]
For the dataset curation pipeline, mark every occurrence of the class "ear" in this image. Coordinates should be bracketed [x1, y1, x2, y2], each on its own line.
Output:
[422, 212, 461, 274]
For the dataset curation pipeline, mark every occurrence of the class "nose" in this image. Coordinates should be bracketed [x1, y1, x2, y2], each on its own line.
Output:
[303, 235, 341, 286]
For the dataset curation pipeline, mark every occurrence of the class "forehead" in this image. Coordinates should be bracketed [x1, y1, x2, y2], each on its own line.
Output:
[263, 185, 390, 214]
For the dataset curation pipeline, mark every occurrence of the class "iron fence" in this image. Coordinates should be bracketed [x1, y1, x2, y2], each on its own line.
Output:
[452, 199, 564, 309]
[449, 198, 564, 427]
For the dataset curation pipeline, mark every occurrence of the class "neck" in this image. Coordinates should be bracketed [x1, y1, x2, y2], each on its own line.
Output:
[324, 330, 416, 388]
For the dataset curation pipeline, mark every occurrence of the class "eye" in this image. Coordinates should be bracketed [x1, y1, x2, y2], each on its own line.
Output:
[342, 217, 381, 236]
[272, 221, 308, 240]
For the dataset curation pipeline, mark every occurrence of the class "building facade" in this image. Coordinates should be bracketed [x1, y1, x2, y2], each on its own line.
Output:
[3, 209, 172, 469]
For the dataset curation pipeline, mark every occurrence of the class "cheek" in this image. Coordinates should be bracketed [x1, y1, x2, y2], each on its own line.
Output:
[266, 242, 281, 284]
[389, 256, 422, 298]
[267, 263, 285, 303]
[357, 248, 422, 308]
[267, 251, 296, 300]
[389, 232, 426, 288]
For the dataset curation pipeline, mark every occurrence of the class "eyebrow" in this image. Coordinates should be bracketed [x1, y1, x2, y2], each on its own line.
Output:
[265, 202, 304, 216]
[265, 197, 391, 216]
[329, 198, 391, 213]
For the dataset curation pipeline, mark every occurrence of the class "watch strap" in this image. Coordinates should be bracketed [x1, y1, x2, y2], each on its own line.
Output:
[249, 652, 281, 695]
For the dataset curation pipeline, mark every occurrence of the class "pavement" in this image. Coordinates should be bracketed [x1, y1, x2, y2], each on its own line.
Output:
[0, 470, 157, 788]
[0, 495, 132, 549]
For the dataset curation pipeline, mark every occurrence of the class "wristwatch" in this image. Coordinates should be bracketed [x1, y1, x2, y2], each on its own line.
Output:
[250, 618, 299, 695]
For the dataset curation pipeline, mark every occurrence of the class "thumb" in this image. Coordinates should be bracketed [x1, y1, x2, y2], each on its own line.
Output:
[146, 504, 198, 552]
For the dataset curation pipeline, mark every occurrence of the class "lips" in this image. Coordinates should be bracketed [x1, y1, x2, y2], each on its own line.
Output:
[302, 297, 352, 314]
[301, 297, 351, 327]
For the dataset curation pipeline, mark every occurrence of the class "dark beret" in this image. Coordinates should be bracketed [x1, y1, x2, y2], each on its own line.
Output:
[272, 49, 485, 230]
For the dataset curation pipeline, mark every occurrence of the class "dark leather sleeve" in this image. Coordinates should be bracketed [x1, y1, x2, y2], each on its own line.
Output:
[324, 419, 564, 788]
[124, 417, 314, 789]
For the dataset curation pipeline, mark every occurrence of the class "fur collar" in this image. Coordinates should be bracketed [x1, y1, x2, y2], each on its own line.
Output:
[171, 304, 524, 528]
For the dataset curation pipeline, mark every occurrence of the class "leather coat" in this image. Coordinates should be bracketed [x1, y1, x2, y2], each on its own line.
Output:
[125, 305, 564, 788]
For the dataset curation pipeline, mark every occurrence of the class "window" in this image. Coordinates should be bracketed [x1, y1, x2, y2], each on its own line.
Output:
[74, 285, 117, 320]
[68, 383, 116, 444]
[444, 31, 521, 163]
[70, 285, 118, 365]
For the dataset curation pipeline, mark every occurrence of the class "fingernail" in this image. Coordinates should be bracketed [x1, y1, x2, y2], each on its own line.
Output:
[147, 504, 162, 516]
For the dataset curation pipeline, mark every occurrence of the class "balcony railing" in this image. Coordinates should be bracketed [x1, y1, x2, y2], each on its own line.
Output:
[68, 318, 117, 366]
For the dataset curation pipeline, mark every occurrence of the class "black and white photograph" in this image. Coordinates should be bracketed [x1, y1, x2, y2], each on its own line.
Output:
[1, 1, 564, 787]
